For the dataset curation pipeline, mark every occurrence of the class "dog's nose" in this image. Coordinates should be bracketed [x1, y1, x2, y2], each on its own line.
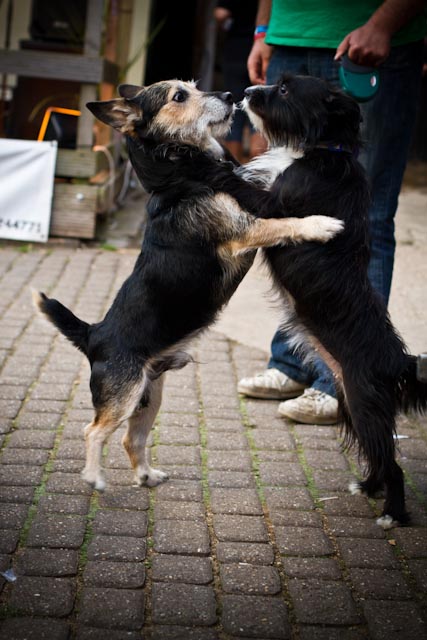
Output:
[221, 91, 233, 104]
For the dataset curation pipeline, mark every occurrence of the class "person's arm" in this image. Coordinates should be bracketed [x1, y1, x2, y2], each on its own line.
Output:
[247, 0, 273, 84]
[335, 0, 426, 66]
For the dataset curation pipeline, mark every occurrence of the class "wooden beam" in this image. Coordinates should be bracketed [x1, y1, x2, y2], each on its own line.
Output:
[127, 0, 153, 85]
[50, 184, 97, 239]
[77, 0, 106, 147]
[116, 0, 134, 70]
[0, 50, 118, 84]
[84, 0, 104, 56]
[56, 149, 97, 178]
[77, 85, 97, 147]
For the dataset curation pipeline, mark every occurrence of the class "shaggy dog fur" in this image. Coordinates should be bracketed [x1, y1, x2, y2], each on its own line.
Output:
[236, 74, 427, 527]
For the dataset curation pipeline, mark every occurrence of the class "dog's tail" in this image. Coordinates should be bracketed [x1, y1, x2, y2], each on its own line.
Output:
[32, 290, 90, 356]
[396, 354, 427, 414]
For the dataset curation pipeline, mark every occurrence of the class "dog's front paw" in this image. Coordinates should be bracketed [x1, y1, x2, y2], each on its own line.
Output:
[308, 216, 345, 243]
[136, 465, 169, 487]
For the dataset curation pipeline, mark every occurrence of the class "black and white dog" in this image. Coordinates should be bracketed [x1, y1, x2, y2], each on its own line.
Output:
[237, 74, 427, 528]
[33, 80, 340, 493]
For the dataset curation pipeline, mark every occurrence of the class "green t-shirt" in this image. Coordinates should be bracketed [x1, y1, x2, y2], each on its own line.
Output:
[266, 0, 426, 48]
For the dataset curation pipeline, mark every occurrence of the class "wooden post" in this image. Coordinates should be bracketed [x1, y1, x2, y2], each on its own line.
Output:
[98, 0, 120, 146]
[127, 0, 152, 86]
[77, 0, 105, 148]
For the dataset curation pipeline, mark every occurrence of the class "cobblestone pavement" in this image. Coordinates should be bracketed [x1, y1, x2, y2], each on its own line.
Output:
[0, 246, 426, 640]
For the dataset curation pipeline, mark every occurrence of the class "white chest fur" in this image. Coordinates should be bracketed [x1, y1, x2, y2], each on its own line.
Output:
[238, 146, 303, 187]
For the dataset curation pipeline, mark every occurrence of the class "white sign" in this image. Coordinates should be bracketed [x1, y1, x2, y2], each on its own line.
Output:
[0, 139, 57, 243]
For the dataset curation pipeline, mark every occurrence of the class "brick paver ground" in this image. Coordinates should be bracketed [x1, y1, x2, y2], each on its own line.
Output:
[0, 246, 426, 639]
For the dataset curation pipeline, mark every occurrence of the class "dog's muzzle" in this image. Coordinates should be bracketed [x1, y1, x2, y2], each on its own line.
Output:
[244, 86, 257, 98]
[221, 91, 233, 105]
[207, 91, 234, 121]
[208, 90, 234, 105]
[244, 84, 274, 101]
[243, 86, 265, 112]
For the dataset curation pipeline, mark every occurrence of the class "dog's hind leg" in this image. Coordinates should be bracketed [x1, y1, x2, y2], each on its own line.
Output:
[351, 474, 383, 497]
[356, 458, 408, 529]
[81, 355, 156, 491]
[122, 375, 168, 487]
[349, 468, 384, 502]
[82, 411, 123, 491]
[378, 460, 409, 529]
[344, 375, 408, 527]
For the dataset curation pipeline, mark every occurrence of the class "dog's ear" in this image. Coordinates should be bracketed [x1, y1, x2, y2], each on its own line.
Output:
[86, 98, 142, 134]
[325, 90, 361, 124]
[324, 89, 361, 143]
[118, 84, 143, 99]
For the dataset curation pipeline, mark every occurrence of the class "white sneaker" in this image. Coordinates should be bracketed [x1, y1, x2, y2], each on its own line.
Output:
[238, 368, 306, 400]
[278, 388, 338, 424]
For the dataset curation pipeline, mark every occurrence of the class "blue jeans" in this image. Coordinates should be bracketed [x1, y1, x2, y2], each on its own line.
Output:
[266, 42, 423, 398]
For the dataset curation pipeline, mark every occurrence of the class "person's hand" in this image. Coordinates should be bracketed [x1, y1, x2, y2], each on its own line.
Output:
[247, 38, 273, 85]
[214, 7, 232, 28]
[335, 22, 391, 66]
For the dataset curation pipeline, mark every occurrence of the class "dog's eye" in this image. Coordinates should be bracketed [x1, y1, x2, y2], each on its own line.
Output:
[172, 90, 187, 103]
[279, 83, 288, 96]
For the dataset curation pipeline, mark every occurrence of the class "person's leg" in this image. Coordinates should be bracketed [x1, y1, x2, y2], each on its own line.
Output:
[238, 324, 307, 399]
[358, 41, 424, 303]
[268, 329, 311, 384]
[310, 359, 338, 397]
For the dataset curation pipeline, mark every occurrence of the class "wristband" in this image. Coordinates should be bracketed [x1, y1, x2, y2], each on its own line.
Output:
[254, 25, 268, 39]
